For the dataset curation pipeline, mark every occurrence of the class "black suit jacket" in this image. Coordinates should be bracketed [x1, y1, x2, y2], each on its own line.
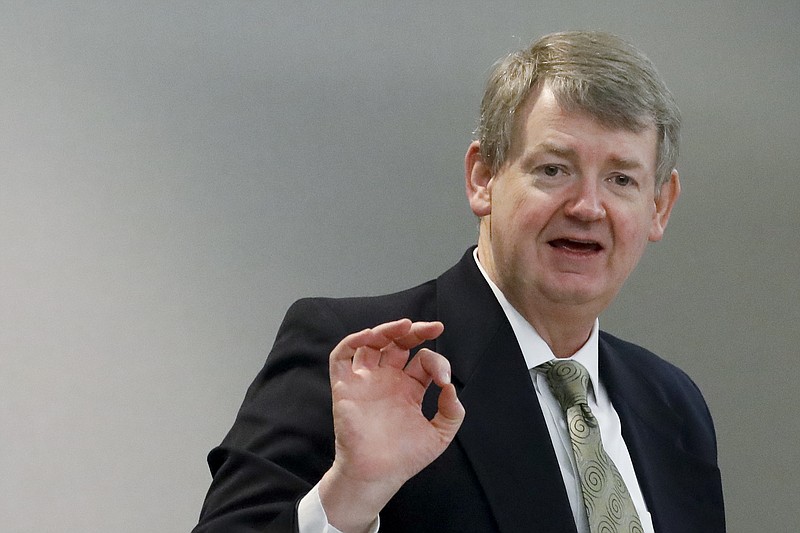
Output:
[194, 248, 725, 532]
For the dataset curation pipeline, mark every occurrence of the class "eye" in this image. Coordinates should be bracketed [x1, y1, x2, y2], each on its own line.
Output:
[543, 165, 560, 177]
[611, 174, 634, 187]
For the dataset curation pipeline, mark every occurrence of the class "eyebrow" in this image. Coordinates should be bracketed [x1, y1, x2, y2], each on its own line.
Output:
[523, 142, 647, 171]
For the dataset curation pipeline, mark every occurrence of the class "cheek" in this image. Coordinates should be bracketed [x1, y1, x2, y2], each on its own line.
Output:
[615, 217, 653, 265]
[503, 187, 548, 227]
[492, 191, 543, 261]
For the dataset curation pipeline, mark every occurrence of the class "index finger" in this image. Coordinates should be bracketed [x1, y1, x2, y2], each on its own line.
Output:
[330, 318, 413, 363]
[392, 321, 444, 350]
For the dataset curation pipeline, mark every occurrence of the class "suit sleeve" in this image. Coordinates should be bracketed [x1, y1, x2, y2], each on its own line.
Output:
[192, 298, 346, 533]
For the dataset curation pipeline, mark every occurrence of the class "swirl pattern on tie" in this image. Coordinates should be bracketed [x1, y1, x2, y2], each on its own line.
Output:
[541, 360, 644, 533]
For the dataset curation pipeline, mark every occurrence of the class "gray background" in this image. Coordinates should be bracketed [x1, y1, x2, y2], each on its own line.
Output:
[1, 1, 797, 531]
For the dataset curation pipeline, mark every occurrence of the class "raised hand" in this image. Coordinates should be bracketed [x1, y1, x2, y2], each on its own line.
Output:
[318, 319, 465, 533]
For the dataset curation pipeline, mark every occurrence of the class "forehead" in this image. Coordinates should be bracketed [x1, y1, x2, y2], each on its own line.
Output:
[510, 86, 658, 167]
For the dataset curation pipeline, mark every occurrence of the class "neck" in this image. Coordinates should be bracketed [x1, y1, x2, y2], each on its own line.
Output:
[476, 237, 601, 358]
[515, 302, 596, 358]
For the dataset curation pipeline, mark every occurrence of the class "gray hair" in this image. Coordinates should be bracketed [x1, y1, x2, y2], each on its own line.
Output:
[476, 31, 681, 189]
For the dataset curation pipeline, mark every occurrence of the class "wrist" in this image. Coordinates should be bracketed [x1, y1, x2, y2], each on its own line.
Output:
[318, 463, 396, 533]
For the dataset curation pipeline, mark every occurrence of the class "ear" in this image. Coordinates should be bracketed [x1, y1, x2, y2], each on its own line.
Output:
[649, 169, 681, 242]
[465, 141, 493, 217]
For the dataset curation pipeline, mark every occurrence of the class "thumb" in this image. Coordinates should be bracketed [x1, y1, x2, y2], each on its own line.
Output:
[430, 383, 465, 440]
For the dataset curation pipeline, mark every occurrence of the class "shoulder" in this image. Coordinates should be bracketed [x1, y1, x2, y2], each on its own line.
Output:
[599, 330, 718, 460]
[599, 331, 705, 402]
[283, 278, 439, 335]
[281, 247, 478, 334]
[264, 279, 438, 370]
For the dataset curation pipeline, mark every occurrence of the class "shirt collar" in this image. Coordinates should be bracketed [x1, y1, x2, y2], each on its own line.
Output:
[472, 248, 602, 396]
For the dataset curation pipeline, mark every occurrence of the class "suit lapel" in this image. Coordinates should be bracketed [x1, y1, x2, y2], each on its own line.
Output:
[599, 338, 725, 532]
[432, 250, 577, 533]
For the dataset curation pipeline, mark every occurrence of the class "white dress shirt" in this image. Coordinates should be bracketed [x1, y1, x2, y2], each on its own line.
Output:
[297, 251, 654, 532]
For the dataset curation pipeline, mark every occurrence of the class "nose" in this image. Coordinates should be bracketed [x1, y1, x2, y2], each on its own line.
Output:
[564, 179, 606, 221]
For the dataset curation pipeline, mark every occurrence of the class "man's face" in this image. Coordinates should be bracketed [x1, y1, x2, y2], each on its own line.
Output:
[468, 85, 679, 321]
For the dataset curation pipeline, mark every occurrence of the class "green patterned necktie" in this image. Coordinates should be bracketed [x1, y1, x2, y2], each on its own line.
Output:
[541, 360, 644, 533]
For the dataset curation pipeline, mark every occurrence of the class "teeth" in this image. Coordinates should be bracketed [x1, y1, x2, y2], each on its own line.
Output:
[551, 239, 601, 251]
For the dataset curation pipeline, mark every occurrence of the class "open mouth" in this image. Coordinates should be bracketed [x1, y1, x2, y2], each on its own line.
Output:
[548, 238, 603, 253]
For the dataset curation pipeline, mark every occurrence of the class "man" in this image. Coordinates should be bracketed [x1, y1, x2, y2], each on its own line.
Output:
[193, 31, 725, 532]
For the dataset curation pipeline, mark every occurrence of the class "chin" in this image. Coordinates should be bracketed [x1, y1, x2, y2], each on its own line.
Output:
[539, 280, 611, 307]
